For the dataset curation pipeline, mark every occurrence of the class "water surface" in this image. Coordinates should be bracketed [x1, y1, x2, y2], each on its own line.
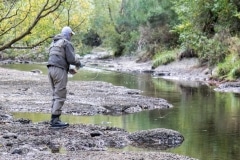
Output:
[3, 64, 240, 160]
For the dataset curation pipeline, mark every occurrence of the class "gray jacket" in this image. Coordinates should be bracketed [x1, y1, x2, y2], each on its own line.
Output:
[47, 34, 79, 71]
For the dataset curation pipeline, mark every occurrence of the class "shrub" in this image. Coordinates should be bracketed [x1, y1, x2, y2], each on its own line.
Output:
[82, 30, 102, 47]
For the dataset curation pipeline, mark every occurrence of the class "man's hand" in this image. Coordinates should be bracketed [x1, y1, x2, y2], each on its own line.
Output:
[69, 69, 77, 75]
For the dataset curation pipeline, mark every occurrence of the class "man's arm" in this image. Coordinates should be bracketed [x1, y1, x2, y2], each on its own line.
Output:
[65, 42, 76, 65]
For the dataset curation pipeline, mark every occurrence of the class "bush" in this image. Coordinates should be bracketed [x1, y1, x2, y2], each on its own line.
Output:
[198, 36, 228, 66]
[82, 30, 102, 47]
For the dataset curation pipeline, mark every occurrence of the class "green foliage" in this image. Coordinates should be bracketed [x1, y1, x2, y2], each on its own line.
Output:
[173, 0, 240, 68]
[152, 49, 177, 68]
[88, 0, 122, 56]
[173, 0, 239, 35]
[229, 65, 240, 80]
[120, 31, 139, 55]
[196, 35, 228, 66]
[89, 0, 178, 56]
[119, 0, 178, 28]
[105, 31, 139, 57]
[215, 54, 240, 80]
[0, 0, 92, 53]
[116, 0, 178, 56]
[216, 63, 232, 79]
[109, 33, 124, 57]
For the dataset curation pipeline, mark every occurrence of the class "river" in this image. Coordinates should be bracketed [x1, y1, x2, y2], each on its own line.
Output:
[3, 63, 240, 160]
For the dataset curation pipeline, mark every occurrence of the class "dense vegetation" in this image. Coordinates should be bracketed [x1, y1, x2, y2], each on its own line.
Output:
[1, 0, 240, 79]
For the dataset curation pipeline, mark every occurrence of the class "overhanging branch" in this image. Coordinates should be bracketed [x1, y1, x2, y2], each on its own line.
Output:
[0, 0, 66, 51]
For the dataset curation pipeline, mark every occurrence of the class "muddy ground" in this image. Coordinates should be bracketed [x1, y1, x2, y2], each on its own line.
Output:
[1, 54, 236, 160]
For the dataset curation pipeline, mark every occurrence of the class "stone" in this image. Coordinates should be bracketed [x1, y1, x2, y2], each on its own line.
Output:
[128, 128, 184, 150]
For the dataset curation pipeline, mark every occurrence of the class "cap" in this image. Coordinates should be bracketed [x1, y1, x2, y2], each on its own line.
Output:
[61, 26, 75, 35]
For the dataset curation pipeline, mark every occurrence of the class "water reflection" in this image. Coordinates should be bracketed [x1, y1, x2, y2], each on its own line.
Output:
[2, 64, 240, 160]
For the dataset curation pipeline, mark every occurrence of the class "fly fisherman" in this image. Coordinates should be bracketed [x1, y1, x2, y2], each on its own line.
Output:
[47, 26, 81, 128]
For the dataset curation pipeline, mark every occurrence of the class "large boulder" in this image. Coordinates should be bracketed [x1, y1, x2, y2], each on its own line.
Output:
[128, 128, 184, 150]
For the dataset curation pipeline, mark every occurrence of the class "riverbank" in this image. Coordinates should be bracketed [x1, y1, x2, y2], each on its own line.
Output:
[82, 55, 240, 93]
[0, 57, 197, 160]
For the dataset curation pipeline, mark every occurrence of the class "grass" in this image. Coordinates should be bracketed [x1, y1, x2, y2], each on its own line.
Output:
[152, 49, 177, 68]
[216, 54, 240, 80]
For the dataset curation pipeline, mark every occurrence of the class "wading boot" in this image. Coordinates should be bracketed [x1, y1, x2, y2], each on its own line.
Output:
[50, 115, 69, 129]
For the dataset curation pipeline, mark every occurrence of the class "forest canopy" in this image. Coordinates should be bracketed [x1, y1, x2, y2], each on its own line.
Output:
[1, 0, 240, 79]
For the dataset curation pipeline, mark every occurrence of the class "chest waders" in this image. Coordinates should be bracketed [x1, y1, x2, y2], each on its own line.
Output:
[48, 38, 69, 128]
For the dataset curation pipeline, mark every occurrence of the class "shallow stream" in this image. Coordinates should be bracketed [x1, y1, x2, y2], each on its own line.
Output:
[3, 64, 240, 160]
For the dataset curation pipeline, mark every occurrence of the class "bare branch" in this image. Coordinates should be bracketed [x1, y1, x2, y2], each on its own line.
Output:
[45, 0, 59, 11]
[10, 36, 52, 49]
[39, 0, 65, 19]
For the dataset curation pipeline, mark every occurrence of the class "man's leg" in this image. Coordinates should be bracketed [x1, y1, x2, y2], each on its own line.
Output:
[48, 66, 69, 128]
[48, 69, 55, 112]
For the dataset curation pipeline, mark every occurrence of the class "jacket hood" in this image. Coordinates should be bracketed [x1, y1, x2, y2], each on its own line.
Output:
[53, 34, 67, 41]
[61, 26, 74, 40]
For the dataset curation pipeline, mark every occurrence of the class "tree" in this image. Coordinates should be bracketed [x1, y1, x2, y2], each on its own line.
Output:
[116, 0, 178, 56]
[88, 0, 178, 56]
[173, 0, 240, 64]
[0, 0, 66, 51]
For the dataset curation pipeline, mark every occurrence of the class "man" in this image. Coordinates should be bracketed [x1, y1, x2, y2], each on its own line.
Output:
[47, 26, 81, 128]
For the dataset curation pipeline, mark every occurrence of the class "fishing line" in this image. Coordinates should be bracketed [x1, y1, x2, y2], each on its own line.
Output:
[83, 65, 151, 82]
